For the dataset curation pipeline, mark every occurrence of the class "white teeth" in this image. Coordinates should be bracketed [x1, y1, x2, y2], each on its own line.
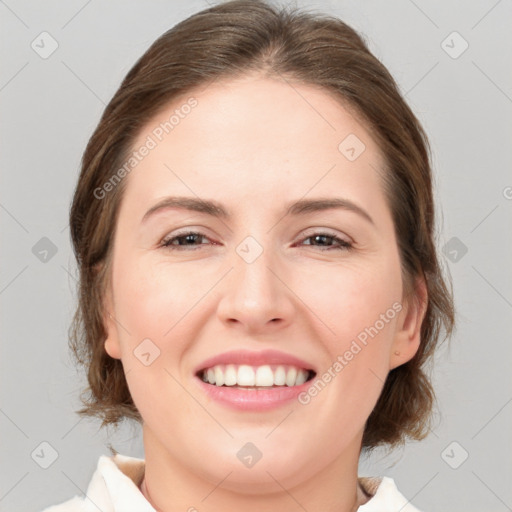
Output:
[237, 365, 255, 386]
[214, 366, 224, 387]
[274, 365, 287, 385]
[224, 364, 237, 386]
[295, 369, 308, 385]
[285, 367, 297, 387]
[255, 365, 274, 387]
[200, 364, 311, 387]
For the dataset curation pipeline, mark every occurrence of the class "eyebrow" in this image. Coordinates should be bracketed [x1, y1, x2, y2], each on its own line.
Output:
[141, 196, 375, 225]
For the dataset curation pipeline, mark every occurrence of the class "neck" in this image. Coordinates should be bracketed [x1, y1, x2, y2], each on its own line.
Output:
[139, 424, 368, 512]
[140, 474, 370, 512]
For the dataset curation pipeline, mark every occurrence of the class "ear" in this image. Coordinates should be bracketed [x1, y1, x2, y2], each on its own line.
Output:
[102, 284, 122, 360]
[389, 275, 428, 370]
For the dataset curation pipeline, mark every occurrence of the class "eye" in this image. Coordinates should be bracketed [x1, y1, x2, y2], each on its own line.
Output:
[160, 230, 353, 252]
[160, 230, 213, 250]
[298, 231, 353, 251]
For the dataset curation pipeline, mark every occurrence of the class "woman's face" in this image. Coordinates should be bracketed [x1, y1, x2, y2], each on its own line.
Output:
[103, 74, 424, 490]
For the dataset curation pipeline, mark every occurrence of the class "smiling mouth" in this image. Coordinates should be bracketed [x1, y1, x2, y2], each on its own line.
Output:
[196, 364, 316, 388]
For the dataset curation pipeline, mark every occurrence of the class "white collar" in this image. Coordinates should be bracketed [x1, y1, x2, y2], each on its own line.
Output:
[52, 453, 421, 512]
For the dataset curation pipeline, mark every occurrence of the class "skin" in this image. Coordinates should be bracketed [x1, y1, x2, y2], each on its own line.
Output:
[103, 73, 427, 512]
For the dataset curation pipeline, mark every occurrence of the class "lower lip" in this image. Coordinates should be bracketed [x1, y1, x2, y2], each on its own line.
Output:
[195, 376, 313, 411]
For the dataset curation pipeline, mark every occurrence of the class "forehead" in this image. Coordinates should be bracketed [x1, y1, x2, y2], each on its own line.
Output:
[122, 75, 387, 218]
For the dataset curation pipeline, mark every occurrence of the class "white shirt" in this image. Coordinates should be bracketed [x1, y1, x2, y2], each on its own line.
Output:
[40, 453, 423, 512]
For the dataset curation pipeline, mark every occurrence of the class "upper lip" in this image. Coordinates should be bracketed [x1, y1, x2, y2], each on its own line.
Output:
[194, 349, 316, 376]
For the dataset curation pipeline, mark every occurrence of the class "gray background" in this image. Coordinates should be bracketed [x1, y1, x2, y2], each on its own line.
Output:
[1, 1, 511, 511]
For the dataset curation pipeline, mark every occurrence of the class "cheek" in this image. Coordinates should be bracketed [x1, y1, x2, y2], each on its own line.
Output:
[294, 255, 402, 346]
[112, 259, 203, 424]
[294, 256, 401, 412]
[112, 255, 203, 349]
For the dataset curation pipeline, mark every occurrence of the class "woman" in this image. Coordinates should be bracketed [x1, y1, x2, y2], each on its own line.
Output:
[42, 0, 455, 510]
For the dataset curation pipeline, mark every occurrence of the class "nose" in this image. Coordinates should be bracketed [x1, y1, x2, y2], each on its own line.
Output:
[216, 243, 295, 333]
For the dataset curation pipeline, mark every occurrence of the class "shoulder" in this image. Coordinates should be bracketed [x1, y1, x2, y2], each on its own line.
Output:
[38, 453, 151, 512]
[38, 455, 112, 512]
[357, 476, 423, 512]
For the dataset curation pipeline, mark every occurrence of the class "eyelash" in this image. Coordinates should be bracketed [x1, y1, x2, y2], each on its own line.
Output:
[160, 230, 353, 252]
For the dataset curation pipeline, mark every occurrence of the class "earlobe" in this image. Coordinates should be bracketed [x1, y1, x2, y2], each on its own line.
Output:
[390, 276, 428, 370]
[104, 312, 122, 360]
[105, 339, 122, 360]
[102, 288, 122, 360]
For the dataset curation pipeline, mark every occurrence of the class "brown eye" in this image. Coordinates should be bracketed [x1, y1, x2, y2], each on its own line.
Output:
[161, 231, 210, 250]
[160, 230, 353, 252]
[300, 232, 353, 251]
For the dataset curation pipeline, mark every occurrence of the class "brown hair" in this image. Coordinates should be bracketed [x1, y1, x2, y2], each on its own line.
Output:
[69, 0, 455, 452]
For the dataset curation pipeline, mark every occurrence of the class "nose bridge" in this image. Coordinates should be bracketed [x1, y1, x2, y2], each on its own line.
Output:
[217, 234, 292, 328]
[234, 234, 280, 307]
